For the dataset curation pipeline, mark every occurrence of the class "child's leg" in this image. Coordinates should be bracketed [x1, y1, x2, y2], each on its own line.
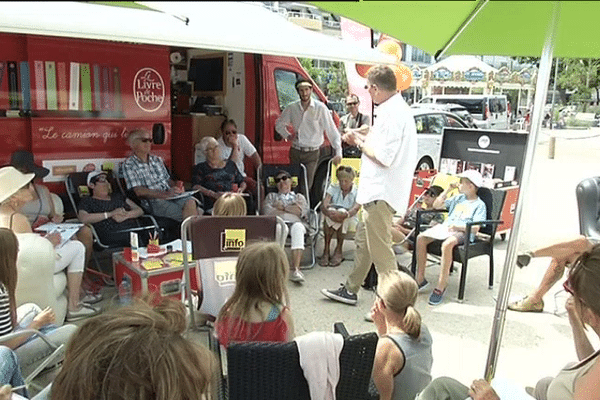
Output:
[416, 235, 435, 283]
[438, 236, 461, 291]
[391, 225, 406, 244]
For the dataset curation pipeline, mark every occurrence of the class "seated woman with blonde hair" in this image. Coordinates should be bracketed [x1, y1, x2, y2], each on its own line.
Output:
[212, 192, 247, 216]
[50, 299, 215, 400]
[372, 270, 433, 400]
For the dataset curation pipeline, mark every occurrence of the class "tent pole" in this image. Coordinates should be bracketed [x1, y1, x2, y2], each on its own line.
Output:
[484, 1, 559, 381]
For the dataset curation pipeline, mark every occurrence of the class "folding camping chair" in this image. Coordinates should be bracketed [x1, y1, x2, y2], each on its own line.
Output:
[65, 170, 162, 283]
[257, 164, 320, 268]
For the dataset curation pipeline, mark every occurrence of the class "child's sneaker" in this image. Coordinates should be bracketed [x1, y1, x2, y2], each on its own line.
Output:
[417, 279, 430, 293]
[428, 288, 445, 306]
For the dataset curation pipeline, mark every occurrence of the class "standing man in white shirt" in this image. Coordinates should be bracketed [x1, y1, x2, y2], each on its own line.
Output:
[275, 78, 342, 190]
[322, 65, 417, 305]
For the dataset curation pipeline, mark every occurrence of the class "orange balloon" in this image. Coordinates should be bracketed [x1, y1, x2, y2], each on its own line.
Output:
[394, 64, 413, 91]
[355, 63, 373, 78]
[377, 39, 402, 61]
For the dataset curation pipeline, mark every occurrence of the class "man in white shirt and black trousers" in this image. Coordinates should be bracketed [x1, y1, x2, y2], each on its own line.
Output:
[275, 78, 342, 190]
[322, 65, 417, 306]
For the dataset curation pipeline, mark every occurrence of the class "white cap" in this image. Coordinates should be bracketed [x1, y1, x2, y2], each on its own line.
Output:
[459, 169, 483, 188]
[87, 171, 108, 186]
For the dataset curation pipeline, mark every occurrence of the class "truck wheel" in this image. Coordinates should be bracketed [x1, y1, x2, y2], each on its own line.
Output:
[310, 163, 329, 209]
[416, 157, 433, 171]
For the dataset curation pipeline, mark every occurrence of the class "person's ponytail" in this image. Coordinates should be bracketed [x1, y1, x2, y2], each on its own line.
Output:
[402, 305, 422, 339]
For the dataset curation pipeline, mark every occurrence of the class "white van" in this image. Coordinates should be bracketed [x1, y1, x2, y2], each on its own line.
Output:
[418, 94, 510, 130]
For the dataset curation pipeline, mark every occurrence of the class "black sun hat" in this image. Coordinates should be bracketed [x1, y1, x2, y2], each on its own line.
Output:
[10, 150, 50, 179]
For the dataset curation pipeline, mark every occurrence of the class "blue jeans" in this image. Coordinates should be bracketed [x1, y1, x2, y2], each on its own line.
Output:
[0, 346, 27, 398]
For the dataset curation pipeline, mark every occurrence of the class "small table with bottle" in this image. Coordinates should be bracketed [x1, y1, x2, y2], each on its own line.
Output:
[113, 239, 198, 304]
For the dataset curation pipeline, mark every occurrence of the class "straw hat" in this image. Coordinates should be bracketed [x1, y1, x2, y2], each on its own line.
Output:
[0, 166, 35, 203]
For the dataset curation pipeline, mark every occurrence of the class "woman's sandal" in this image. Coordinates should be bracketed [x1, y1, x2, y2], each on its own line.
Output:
[508, 296, 544, 313]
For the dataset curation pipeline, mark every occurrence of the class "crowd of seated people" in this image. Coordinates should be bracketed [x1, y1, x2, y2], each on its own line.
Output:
[8, 120, 600, 400]
[0, 167, 98, 321]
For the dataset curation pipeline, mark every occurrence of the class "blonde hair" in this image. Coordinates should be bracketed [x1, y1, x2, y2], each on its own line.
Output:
[336, 165, 356, 182]
[377, 271, 421, 338]
[217, 241, 289, 339]
[213, 193, 247, 216]
[51, 299, 215, 400]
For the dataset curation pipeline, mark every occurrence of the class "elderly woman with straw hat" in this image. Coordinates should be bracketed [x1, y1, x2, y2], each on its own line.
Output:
[0, 166, 97, 322]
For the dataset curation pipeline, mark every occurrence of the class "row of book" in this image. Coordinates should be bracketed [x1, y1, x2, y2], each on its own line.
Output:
[439, 157, 518, 186]
[0, 61, 122, 112]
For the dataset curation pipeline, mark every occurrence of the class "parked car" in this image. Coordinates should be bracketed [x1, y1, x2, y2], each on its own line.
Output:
[418, 94, 510, 130]
[412, 103, 477, 128]
[411, 108, 470, 170]
[342, 108, 470, 171]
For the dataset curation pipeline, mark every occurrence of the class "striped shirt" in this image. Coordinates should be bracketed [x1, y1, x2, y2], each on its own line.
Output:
[0, 284, 13, 336]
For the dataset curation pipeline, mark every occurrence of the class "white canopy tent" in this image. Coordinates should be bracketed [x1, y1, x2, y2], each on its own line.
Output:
[0, 1, 394, 64]
[426, 55, 498, 74]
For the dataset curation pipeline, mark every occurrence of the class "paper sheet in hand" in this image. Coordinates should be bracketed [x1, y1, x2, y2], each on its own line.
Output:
[165, 190, 199, 200]
[420, 224, 451, 241]
[36, 222, 83, 248]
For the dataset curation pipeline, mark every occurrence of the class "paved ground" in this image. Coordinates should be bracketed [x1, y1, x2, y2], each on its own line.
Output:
[31, 126, 600, 396]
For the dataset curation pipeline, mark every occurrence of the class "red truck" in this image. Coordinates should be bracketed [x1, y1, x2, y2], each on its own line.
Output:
[0, 31, 339, 210]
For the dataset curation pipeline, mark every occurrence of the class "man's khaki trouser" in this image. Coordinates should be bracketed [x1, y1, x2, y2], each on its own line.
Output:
[345, 200, 396, 294]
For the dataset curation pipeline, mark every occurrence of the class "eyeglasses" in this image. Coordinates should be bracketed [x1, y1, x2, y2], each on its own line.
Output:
[224, 130, 237, 135]
[275, 175, 290, 183]
[346, 102, 358, 106]
[139, 138, 153, 143]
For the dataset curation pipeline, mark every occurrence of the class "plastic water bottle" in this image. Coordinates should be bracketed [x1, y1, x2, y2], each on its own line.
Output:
[119, 275, 132, 305]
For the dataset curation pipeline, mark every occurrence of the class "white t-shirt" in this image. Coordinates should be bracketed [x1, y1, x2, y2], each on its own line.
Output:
[195, 133, 257, 176]
[356, 93, 417, 215]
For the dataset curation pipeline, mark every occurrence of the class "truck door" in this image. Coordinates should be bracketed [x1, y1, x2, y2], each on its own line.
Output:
[260, 55, 334, 165]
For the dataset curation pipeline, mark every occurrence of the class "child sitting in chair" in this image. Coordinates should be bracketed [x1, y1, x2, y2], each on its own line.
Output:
[319, 165, 360, 267]
[215, 241, 295, 347]
[415, 170, 487, 306]
[391, 185, 444, 254]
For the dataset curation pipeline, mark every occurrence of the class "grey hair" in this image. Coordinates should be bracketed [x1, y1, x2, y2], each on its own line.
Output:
[199, 136, 219, 153]
[126, 129, 149, 148]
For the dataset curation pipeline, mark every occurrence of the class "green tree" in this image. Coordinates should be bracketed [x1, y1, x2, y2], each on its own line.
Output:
[298, 58, 348, 101]
[556, 58, 600, 112]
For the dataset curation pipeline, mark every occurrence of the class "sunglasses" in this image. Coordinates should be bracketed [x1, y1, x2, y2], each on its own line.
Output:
[346, 102, 358, 106]
[139, 138, 153, 143]
[274, 175, 290, 183]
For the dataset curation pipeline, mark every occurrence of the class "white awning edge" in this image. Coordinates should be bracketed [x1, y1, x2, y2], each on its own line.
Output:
[0, 2, 395, 64]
